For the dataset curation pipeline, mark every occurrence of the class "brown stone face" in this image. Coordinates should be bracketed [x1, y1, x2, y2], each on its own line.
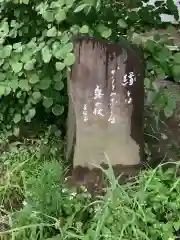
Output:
[66, 36, 145, 188]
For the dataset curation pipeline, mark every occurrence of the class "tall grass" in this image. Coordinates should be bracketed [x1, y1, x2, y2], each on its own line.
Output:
[0, 136, 180, 240]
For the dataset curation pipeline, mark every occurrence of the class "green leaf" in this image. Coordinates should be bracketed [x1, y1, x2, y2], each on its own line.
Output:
[155, 67, 166, 79]
[54, 81, 64, 91]
[0, 73, 5, 81]
[11, 61, 23, 73]
[96, 0, 101, 10]
[173, 52, 180, 64]
[22, 0, 29, 4]
[0, 21, 9, 38]
[80, 25, 89, 34]
[42, 46, 52, 63]
[145, 40, 155, 53]
[173, 221, 180, 231]
[164, 98, 176, 118]
[172, 65, 180, 78]
[144, 78, 151, 89]
[0, 84, 6, 96]
[43, 10, 54, 22]
[28, 73, 40, 84]
[70, 25, 80, 35]
[74, 4, 89, 12]
[127, 11, 140, 21]
[0, 59, 4, 67]
[101, 28, 112, 39]
[32, 91, 41, 101]
[46, 27, 57, 37]
[96, 24, 112, 39]
[53, 73, 63, 82]
[11, 78, 19, 91]
[13, 113, 21, 124]
[52, 105, 64, 116]
[155, 47, 171, 63]
[117, 19, 128, 29]
[13, 42, 23, 53]
[45, 234, 61, 240]
[50, 0, 65, 8]
[3, 45, 12, 58]
[18, 79, 30, 91]
[4, 86, 11, 96]
[13, 127, 20, 137]
[21, 49, 33, 63]
[28, 108, 36, 119]
[53, 42, 73, 60]
[62, 42, 73, 54]
[61, 34, 71, 45]
[131, 33, 142, 45]
[43, 97, 53, 108]
[38, 78, 52, 90]
[83, 0, 96, 5]
[65, 0, 75, 8]
[24, 59, 36, 71]
[55, 9, 67, 23]
[55, 62, 65, 71]
[64, 53, 75, 66]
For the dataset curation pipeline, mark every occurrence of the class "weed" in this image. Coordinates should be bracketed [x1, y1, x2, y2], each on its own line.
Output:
[0, 135, 180, 240]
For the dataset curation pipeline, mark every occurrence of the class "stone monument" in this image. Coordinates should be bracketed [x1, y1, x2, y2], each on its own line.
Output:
[66, 36, 145, 191]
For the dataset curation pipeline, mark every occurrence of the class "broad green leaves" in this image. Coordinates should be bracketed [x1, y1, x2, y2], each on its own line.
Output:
[164, 98, 176, 118]
[11, 61, 23, 73]
[43, 10, 54, 22]
[28, 73, 40, 84]
[55, 9, 66, 23]
[52, 105, 64, 116]
[55, 62, 65, 71]
[96, 24, 112, 39]
[42, 46, 52, 63]
[1, 45, 12, 58]
[74, 3, 89, 12]
[32, 91, 41, 102]
[52, 41, 73, 60]
[0, 84, 6, 96]
[173, 53, 180, 64]
[37, 78, 52, 90]
[171, 65, 180, 78]
[117, 19, 128, 29]
[13, 113, 21, 124]
[19, 79, 30, 91]
[46, 27, 57, 37]
[80, 25, 89, 34]
[25, 108, 36, 122]
[64, 53, 75, 66]
[0, 73, 5, 81]
[24, 59, 36, 71]
[0, 0, 179, 137]
[54, 81, 64, 91]
[43, 97, 53, 108]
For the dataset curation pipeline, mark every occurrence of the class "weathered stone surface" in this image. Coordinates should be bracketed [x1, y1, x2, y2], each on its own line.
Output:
[66, 36, 145, 188]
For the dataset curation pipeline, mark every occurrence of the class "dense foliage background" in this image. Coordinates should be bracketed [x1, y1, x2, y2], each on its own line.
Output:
[0, 0, 180, 136]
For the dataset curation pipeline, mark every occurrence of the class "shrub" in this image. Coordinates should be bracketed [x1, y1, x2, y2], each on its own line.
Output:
[0, 0, 180, 136]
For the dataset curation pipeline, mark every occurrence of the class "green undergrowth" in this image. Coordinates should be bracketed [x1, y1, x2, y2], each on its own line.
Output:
[0, 135, 180, 240]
